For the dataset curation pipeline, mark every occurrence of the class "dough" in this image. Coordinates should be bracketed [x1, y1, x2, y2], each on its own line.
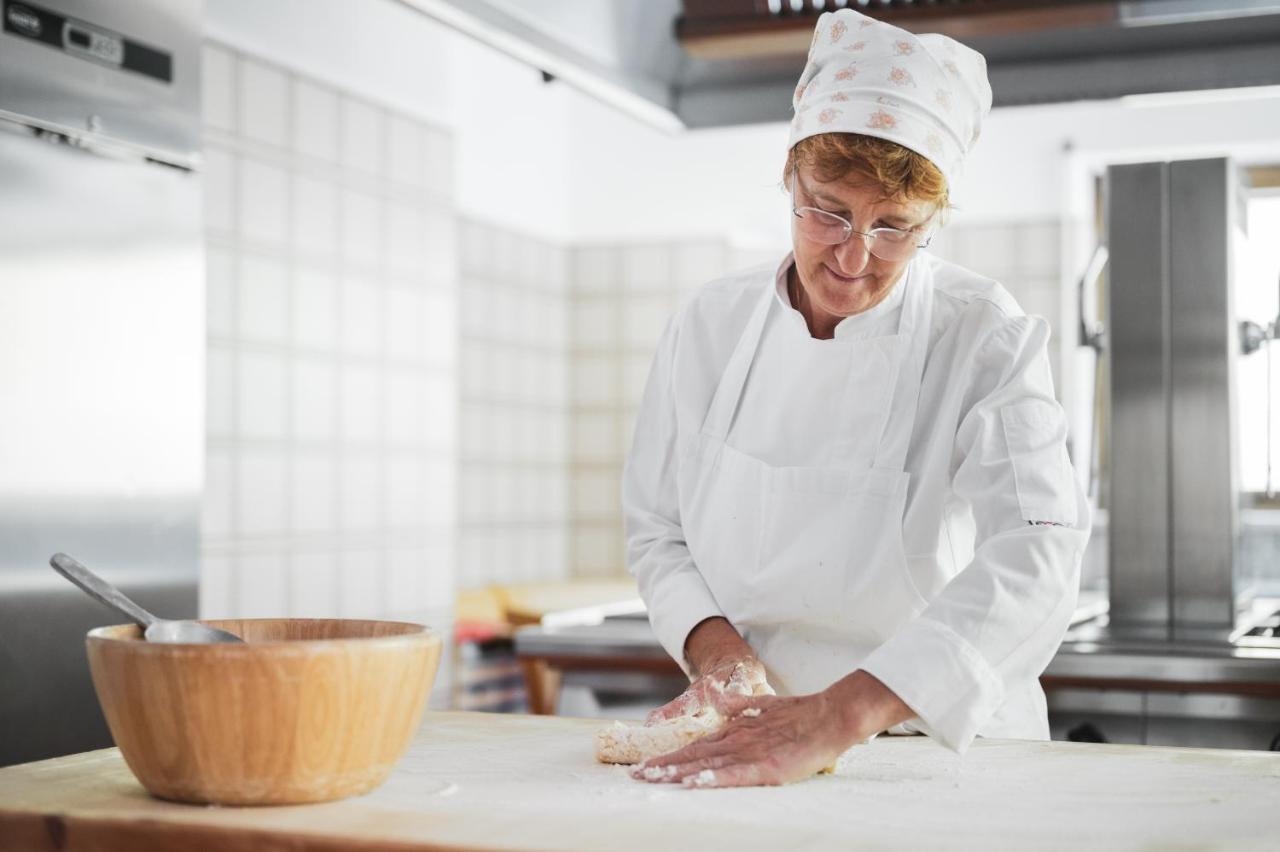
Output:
[595, 709, 723, 765]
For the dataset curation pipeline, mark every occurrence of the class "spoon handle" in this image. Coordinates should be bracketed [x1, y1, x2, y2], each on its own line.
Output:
[49, 553, 158, 629]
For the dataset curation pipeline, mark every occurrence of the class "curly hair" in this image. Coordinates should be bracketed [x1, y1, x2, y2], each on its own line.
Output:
[784, 133, 949, 213]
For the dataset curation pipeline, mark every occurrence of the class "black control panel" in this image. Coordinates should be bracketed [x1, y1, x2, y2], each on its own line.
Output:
[3, 0, 172, 83]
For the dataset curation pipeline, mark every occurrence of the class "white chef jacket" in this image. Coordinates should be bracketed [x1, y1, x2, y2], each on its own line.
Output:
[622, 250, 1090, 752]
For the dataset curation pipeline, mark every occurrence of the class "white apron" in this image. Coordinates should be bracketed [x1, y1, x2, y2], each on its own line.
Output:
[677, 265, 934, 697]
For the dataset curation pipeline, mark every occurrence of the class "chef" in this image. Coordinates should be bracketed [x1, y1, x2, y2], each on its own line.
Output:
[623, 7, 1090, 788]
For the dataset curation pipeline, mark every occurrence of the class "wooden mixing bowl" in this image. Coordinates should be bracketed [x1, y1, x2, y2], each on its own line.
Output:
[86, 618, 441, 806]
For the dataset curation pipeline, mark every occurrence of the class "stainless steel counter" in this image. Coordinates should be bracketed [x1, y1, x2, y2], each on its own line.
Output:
[514, 593, 1280, 748]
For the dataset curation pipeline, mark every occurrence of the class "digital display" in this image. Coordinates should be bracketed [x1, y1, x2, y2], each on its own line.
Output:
[2, 0, 172, 83]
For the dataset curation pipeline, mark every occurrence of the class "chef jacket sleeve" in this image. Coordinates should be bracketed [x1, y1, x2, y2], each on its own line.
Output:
[622, 315, 725, 677]
[859, 312, 1090, 752]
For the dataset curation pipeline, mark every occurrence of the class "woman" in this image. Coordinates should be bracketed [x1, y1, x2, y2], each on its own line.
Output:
[623, 8, 1089, 788]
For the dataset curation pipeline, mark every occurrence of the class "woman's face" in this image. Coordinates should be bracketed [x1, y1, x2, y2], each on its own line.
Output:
[790, 169, 936, 328]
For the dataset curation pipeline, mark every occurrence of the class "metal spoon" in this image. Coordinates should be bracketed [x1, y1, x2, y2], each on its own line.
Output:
[49, 552, 244, 644]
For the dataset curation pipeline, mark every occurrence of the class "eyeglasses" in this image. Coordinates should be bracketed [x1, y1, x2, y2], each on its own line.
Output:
[790, 174, 932, 263]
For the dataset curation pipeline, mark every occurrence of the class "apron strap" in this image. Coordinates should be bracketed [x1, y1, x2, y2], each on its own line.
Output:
[871, 259, 934, 473]
[700, 278, 776, 442]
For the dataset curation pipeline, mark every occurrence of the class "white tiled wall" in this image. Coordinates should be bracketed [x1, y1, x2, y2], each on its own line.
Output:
[927, 220, 1065, 387]
[567, 240, 765, 577]
[199, 43, 459, 697]
[457, 222, 571, 589]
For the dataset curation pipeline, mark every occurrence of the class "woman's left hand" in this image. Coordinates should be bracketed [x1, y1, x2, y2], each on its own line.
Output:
[630, 691, 852, 788]
[631, 671, 913, 788]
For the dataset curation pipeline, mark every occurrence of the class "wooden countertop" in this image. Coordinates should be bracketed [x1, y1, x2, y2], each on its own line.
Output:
[1, 711, 1277, 851]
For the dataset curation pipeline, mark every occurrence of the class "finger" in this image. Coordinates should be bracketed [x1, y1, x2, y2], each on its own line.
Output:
[683, 761, 779, 789]
[655, 754, 740, 784]
[635, 729, 743, 772]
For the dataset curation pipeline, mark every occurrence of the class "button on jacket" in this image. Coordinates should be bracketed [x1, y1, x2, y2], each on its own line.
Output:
[623, 250, 1090, 752]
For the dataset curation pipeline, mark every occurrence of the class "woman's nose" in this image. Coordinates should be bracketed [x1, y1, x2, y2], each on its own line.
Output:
[832, 232, 872, 276]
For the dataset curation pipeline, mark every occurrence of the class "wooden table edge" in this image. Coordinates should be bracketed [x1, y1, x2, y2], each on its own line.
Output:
[0, 807, 503, 852]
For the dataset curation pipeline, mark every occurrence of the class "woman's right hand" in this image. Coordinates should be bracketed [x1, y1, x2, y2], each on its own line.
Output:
[645, 658, 773, 725]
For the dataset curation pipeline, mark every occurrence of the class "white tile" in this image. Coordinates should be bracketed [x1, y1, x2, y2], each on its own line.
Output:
[237, 254, 289, 344]
[206, 346, 234, 438]
[293, 266, 338, 350]
[203, 147, 235, 233]
[421, 376, 455, 452]
[387, 115, 425, 187]
[459, 467, 484, 523]
[206, 247, 234, 339]
[340, 456, 381, 531]
[1016, 221, 1061, 277]
[423, 127, 453, 199]
[544, 474, 567, 522]
[1020, 285, 1063, 328]
[421, 539, 456, 609]
[238, 158, 288, 246]
[386, 456, 426, 528]
[201, 44, 235, 132]
[422, 291, 458, 367]
[385, 370, 426, 447]
[424, 458, 456, 525]
[623, 295, 671, 349]
[973, 224, 1018, 279]
[387, 201, 426, 279]
[238, 58, 289, 147]
[203, 448, 234, 537]
[622, 245, 670, 291]
[573, 526, 622, 576]
[458, 221, 484, 276]
[573, 246, 617, 293]
[339, 550, 383, 617]
[236, 552, 289, 617]
[573, 412, 619, 462]
[291, 359, 335, 443]
[340, 97, 384, 175]
[291, 452, 336, 533]
[574, 471, 621, 518]
[292, 175, 338, 258]
[236, 350, 288, 440]
[198, 552, 232, 618]
[386, 285, 426, 362]
[423, 207, 457, 285]
[289, 551, 339, 617]
[293, 80, 338, 162]
[386, 548, 426, 614]
[573, 357, 617, 406]
[341, 189, 382, 268]
[573, 299, 616, 350]
[341, 276, 383, 357]
[236, 451, 288, 535]
[674, 242, 727, 288]
[339, 364, 382, 444]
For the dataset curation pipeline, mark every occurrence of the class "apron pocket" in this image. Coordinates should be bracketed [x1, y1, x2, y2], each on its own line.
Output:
[753, 467, 920, 641]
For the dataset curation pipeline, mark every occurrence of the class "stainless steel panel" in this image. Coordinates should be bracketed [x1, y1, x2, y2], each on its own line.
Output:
[0, 121, 202, 766]
[1106, 162, 1172, 635]
[1168, 158, 1239, 637]
[0, 0, 200, 163]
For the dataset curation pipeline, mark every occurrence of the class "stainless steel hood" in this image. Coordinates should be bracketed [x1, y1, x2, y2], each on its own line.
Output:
[397, 0, 1280, 131]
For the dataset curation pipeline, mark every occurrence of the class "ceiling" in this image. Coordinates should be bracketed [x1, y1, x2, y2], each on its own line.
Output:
[396, 0, 1280, 130]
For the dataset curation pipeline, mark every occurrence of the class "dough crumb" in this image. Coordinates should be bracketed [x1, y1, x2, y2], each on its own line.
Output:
[740, 707, 761, 717]
[640, 765, 678, 782]
[685, 769, 717, 788]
